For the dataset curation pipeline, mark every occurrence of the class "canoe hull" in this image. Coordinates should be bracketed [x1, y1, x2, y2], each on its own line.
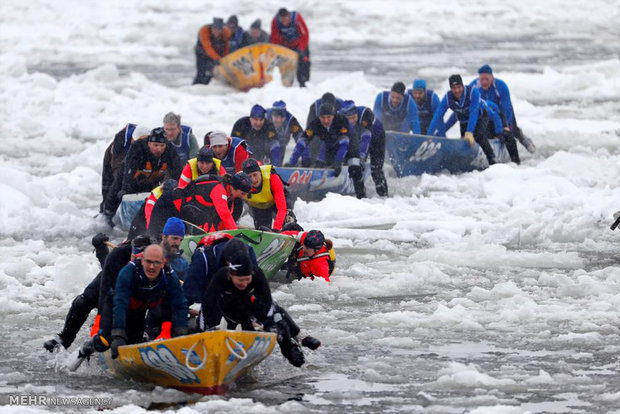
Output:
[180, 229, 297, 279]
[214, 43, 298, 91]
[275, 165, 371, 202]
[386, 132, 511, 177]
[100, 331, 277, 395]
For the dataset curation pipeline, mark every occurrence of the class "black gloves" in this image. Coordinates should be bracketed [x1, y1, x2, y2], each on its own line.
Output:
[91, 233, 109, 248]
[332, 163, 342, 177]
[172, 326, 189, 338]
[110, 329, 127, 360]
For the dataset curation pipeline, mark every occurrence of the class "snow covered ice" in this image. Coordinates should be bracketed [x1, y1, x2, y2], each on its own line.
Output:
[1, 0, 620, 412]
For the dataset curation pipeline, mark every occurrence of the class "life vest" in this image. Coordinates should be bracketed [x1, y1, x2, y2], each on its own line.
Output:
[294, 232, 335, 280]
[187, 157, 223, 180]
[173, 176, 229, 232]
[144, 184, 164, 227]
[276, 11, 300, 42]
[127, 260, 170, 310]
[378, 91, 409, 130]
[246, 165, 275, 209]
[169, 125, 192, 164]
[447, 85, 483, 124]
[123, 123, 138, 152]
[267, 109, 296, 145]
[219, 137, 248, 174]
[414, 90, 435, 135]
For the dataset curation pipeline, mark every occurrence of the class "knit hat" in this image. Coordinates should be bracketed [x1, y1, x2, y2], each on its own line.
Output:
[212, 17, 224, 30]
[230, 172, 252, 192]
[478, 64, 493, 74]
[449, 74, 463, 88]
[250, 104, 266, 119]
[227, 15, 238, 26]
[304, 230, 325, 249]
[390, 82, 406, 95]
[320, 92, 336, 106]
[250, 19, 261, 30]
[412, 79, 426, 90]
[162, 217, 185, 237]
[278, 8, 289, 17]
[208, 131, 228, 146]
[149, 127, 167, 143]
[318, 103, 335, 116]
[271, 100, 287, 116]
[340, 100, 357, 117]
[228, 250, 253, 276]
[197, 147, 214, 163]
[242, 158, 261, 174]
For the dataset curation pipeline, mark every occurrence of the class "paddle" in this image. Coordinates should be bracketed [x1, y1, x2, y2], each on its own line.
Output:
[611, 211, 620, 231]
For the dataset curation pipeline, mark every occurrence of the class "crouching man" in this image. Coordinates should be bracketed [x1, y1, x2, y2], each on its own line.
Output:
[198, 248, 320, 367]
[109, 244, 188, 359]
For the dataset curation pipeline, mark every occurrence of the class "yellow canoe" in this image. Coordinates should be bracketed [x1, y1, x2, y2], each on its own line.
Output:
[214, 43, 299, 91]
[100, 330, 277, 394]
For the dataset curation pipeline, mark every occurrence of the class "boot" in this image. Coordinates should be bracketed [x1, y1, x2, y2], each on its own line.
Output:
[301, 336, 321, 350]
[502, 131, 521, 164]
[43, 335, 65, 352]
[280, 337, 305, 367]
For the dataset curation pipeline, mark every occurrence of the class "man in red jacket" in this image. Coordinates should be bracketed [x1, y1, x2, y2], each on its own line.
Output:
[243, 158, 292, 231]
[282, 229, 335, 282]
[270, 8, 310, 87]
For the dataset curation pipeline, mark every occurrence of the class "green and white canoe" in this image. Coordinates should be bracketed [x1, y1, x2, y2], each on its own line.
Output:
[179, 229, 297, 280]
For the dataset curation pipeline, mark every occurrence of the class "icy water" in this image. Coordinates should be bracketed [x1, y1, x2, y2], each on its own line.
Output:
[2, 1, 620, 413]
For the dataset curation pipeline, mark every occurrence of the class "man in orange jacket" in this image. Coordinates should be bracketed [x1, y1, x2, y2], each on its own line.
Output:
[193, 17, 231, 85]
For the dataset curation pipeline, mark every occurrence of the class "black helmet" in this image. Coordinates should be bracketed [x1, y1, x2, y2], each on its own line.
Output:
[149, 127, 167, 143]
[197, 147, 214, 163]
[230, 172, 252, 192]
[242, 158, 261, 174]
[303, 230, 325, 249]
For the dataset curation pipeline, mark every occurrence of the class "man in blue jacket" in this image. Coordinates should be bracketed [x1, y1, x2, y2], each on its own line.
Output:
[373, 82, 410, 132]
[407, 79, 445, 136]
[470, 64, 536, 153]
[428, 74, 497, 165]
[109, 244, 188, 359]
[340, 100, 388, 197]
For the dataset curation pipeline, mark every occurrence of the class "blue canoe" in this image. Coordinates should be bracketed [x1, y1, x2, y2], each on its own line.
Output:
[274, 166, 370, 202]
[386, 132, 511, 177]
